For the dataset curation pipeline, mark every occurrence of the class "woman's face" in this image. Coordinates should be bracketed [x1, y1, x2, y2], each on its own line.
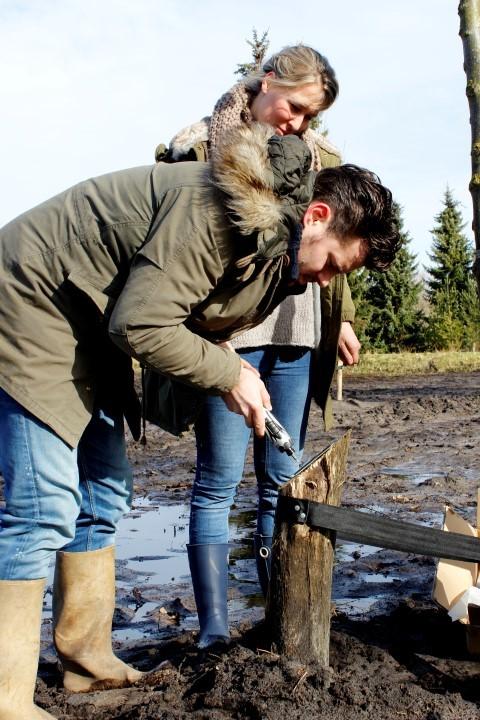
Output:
[251, 74, 324, 136]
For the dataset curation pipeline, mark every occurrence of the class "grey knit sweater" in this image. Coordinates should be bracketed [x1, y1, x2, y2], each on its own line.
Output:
[230, 284, 316, 350]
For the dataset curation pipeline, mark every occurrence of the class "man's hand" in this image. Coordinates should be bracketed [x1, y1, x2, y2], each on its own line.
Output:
[222, 365, 271, 436]
[338, 321, 361, 365]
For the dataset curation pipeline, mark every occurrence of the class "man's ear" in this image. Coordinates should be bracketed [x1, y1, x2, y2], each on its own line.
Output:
[302, 201, 331, 227]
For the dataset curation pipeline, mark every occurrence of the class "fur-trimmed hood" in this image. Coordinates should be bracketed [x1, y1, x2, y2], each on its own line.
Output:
[166, 120, 337, 245]
[168, 117, 210, 161]
[210, 123, 315, 247]
[167, 115, 341, 168]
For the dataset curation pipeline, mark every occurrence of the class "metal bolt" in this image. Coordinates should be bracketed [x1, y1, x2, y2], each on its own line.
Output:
[299, 512, 306, 521]
[294, 504, 301, 511]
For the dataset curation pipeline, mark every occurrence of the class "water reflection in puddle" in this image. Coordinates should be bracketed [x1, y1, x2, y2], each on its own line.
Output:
[116, 500, 190, 585]
[336, 541, 382, 562]
[112, 501, 262, 642]
[363, 573, 399, 584]
[381, 463, 446, 486]
[115, 500, 254, 585]
[42, 498, 433, 641]
[334, 596, 392, 616]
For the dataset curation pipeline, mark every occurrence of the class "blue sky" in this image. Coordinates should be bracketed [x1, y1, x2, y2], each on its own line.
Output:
[0, 0, 472, 270]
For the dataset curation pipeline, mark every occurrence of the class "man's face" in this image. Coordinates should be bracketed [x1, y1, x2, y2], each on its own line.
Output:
[297, 202, 367, 287]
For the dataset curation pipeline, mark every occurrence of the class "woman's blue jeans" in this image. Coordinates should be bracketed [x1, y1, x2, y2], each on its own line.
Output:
[190, 346, 312, 544]
[0, 388, 132, 580]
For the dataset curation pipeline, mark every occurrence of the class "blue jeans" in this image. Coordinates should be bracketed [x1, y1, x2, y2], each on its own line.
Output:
[0, 388, 133, 580]
[190, 346, 312, 544]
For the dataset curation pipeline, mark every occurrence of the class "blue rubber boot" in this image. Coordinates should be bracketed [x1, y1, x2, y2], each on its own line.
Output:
[187, 543, 229, 649]
[254, 534, 272, 599]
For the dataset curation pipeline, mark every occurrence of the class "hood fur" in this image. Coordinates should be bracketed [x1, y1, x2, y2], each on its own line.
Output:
[210, 123, 285, 236]
[169, 120, 313, 239]
[170, 120, 282, 236]
[169, 117, 210, 161]
[211, 123, 315, 241]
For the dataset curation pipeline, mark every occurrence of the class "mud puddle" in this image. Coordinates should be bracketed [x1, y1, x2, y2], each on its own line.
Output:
[109, 499, 436, 631]
[381, 462, 448, 486]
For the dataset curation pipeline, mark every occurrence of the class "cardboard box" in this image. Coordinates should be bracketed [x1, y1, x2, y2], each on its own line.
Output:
[433, 495, 480, 653]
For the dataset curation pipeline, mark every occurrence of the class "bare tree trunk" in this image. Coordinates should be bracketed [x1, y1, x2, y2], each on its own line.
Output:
[266, 432, 350, 667]
[459, 0, 480, 291]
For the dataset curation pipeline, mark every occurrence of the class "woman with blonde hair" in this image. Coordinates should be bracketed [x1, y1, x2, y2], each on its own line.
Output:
[155, 44, 361, 648]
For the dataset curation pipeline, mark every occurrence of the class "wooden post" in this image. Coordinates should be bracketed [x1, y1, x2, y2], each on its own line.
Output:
[266, 432, 350, 667]
[336, 361, 344, 401]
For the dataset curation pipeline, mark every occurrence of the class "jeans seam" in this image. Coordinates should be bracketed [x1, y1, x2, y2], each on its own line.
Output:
[77, 455, 98, 552]
[6, 412, 40, 577]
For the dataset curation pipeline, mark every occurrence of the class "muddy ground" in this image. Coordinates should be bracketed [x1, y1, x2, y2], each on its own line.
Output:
[29, 370, 480, 717]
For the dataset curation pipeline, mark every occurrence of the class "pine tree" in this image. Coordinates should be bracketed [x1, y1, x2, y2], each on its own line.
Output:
[235, 30, 269, 78]
[462, 277, 480, 349]
[425, 188, 479, 350]
[426, 188, 473, 307]
[346, 268, 374, 348]
[363, 203, 426, 352]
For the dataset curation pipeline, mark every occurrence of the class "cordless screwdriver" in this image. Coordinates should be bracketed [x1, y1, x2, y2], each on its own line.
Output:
[264, 409, 299, 462]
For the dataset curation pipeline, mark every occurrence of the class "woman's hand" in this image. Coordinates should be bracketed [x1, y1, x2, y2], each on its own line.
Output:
[338, 321, 361, 365]
[222, 365, 271, 436]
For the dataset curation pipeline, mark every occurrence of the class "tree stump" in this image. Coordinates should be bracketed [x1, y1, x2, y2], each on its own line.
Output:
[265, 431, 350, 667]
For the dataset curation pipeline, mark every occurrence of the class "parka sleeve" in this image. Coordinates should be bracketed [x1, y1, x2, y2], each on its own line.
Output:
[108, 198, 241, 395]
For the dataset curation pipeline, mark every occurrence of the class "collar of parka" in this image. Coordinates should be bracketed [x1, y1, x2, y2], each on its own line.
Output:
[210, 123, 316, 259]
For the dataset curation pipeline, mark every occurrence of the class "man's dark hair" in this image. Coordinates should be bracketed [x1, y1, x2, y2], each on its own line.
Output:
[312, 164, 400, 271]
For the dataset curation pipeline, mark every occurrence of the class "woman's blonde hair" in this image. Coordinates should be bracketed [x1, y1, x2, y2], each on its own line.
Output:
[244, 44, 339, 111]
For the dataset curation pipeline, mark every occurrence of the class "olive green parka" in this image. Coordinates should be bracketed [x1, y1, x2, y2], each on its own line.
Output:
[153, 123, 355, 433]
[0, 124, 317, 447]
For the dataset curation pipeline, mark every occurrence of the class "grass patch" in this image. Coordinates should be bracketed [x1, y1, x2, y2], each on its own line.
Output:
[346, 351, 480, 377]
[134, 352, 480, 378]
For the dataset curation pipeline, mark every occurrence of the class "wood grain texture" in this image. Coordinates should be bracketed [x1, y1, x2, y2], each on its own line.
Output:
[266, 431, 351, 666]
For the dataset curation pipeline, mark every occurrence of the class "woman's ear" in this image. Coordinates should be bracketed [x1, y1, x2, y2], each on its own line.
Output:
[302, 201, 331, 227]
[261, 71, 276, 93]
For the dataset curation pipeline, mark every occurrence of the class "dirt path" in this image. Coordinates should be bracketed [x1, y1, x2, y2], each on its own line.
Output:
[33, 370, 480, 718]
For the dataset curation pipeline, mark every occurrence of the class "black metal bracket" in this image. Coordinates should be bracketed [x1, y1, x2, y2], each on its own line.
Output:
[277, 496, 310, 525]
[275, 495, 480, 564]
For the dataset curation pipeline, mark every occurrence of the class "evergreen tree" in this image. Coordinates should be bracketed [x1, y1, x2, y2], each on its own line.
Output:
[347, 268, 374, 349]
[462, 278, 480, 349]
[235, 30, 269, 78]
[426, 188, 473, 308]
[363, 203, 426, 352]
[425, 188, 479, 350]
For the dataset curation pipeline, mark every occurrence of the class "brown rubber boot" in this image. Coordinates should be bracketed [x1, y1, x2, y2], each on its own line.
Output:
[53, 546, 144, 692]
[0, 579, 56, 719]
